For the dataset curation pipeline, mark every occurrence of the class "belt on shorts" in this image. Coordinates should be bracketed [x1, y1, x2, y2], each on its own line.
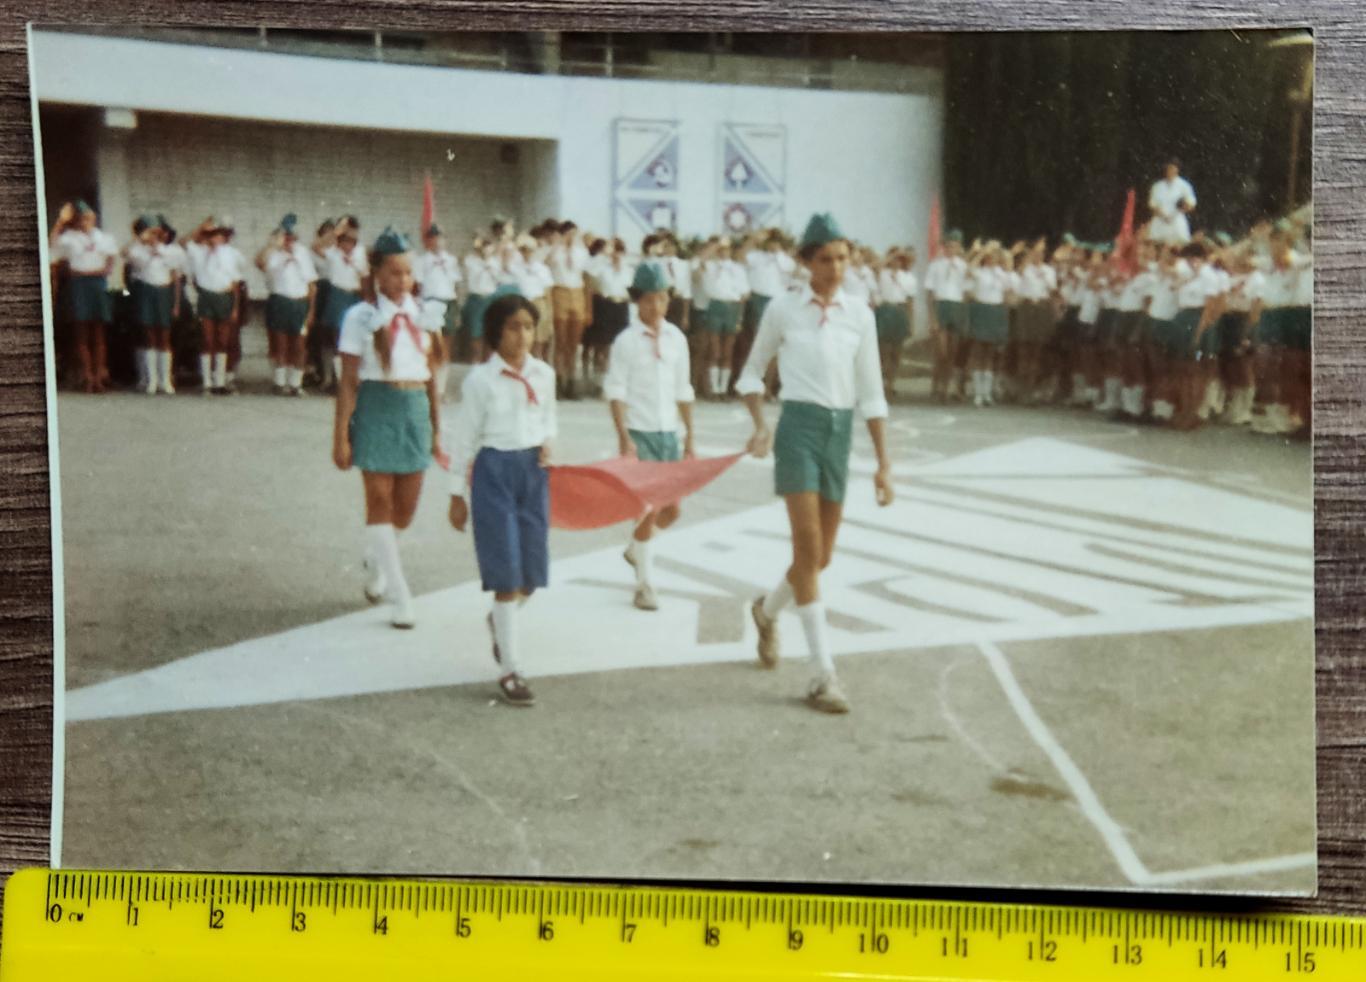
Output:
[377, 380, 428, 391]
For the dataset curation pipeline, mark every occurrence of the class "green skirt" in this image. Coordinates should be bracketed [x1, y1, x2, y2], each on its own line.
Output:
[628, 429, 681, 462]
[196, 288, 235, 321]
[968, 302, 1008, 344]
[774, 401, 854, 504]
[349, 381, 433, 475]
[875, 303, 910, 343]
[706, 299, 742, 335]
[64, 274, 112, 323]
[935, 298, 969, 335]
[135, 282, 175, 329]
[322, 286, 362, 334]
[463, 294, 491, 340]
[266, 294, 310, 335]
[1260, 306, 1311, 350]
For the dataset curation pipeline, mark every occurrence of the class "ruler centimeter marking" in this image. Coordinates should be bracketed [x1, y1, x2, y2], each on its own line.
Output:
[4, 869, 1365, 981]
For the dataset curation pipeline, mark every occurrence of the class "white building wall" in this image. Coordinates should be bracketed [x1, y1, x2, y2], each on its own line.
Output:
[33, 31, 943, 254]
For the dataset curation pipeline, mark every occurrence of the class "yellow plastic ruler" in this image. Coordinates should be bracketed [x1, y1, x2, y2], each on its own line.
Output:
[2, 869, 1363, 980]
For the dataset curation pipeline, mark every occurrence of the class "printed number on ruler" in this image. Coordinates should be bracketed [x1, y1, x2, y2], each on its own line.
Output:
[2, 870, 1364, 981]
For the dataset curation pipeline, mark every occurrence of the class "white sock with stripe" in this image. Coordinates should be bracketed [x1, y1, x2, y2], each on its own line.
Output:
[797, 601, 836, 680]
[492, 599, 523, 675]
[632, 538, 652, 588]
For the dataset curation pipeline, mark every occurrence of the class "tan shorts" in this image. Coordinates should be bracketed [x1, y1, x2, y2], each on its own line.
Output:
[532, 296, 554, 343]
[551, 285, 586, 322]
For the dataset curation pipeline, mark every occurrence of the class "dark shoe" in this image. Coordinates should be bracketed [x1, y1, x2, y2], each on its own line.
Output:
[498, 673, 535, 707]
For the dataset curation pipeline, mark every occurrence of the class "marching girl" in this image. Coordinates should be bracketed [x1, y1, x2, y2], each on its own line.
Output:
[462, 234, 501, 366]
[413, 223, 463, 397]
[965, 243, 1012, 408]
[185, 215, 246, 396]
[923, 230, 969, 402]
[702, 237, 748, 399]
[603, 262, 696, 611]
[50, 200, 120, 393]
[124, 213, 185, 395]
[739, 213, 893, 715]
[448, 292, 557, 707]
[1171, 242, 1227, 430]
[256, 213, 318, 396]
[316, 216, 370, 393]
[875, 248, 912, 399]
[333, 228, 444, 631]
[548, 220, 589, 399]
[1013, 243, 1056, 405]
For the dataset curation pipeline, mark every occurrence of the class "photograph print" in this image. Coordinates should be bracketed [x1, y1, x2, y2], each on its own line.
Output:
[30, 26, 1315, 893]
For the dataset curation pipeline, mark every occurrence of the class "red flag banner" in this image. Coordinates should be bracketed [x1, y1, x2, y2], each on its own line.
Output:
[420, 172, 435, 234]
[548, 453, 746, 530]
[927, 194, 942, 260]
[1114, 187, 1138, 274]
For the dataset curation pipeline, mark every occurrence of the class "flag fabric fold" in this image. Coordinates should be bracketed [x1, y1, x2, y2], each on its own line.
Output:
[1114, 187, 1138, 274]
[548, 453, 746, 530]
[927, 194, 942, 260]
[420, 173, 435, 234]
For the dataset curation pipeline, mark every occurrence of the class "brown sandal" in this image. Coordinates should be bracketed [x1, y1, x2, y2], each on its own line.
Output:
[498, 673, 535, 707]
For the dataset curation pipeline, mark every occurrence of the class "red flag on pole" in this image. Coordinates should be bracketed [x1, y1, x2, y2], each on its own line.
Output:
[927, 195, 942, 260]
[420, 172, 435, 234]
[1114, 187, 1138, 274]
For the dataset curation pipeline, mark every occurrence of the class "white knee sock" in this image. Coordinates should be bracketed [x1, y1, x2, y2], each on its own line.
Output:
[796, 601, 836, 679]
[135, 347, 148, 387]
[213, 353, 227, 388]
[157, 350, 173, 389]
[492, 599, 523, 674]
[141, 349, 156, 389]
[709, 366, 720, 392]
[365, 524, 411, 605]
[632, 537, 652, 588]
[273, 364, 287, 388]
[720, 367, 732, 392]
[762, 577, 794, 619]
[288, 366, 304, 389]
[200, 354, 213, 389]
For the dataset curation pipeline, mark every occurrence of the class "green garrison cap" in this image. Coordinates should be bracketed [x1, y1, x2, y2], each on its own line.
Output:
[75, 199, 94, 215]
[946, 228, 964, 244]
[1213, 231, 1234, 247]
[800, 213, 846, 251]
[631, 260, 670, 295]
[425, 223, 442, 238]
[277, 212, 299, 235]
[373, 226, 411, 257]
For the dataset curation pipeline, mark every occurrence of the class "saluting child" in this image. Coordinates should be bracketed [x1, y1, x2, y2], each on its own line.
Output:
[1172, 242, 1226, 429]
[333, 228, 444, 630]
[702, 238, 747, 398]
[256, 213, 318, 396]
[50, 200, 119, 393]
[1218, 247, 1264, 426]
[512, 233, 555, 364]
[124, 213, 184, 395]
[923, 230, 970, 402]
[462, 235, 501, 366]
[966, 243, 1012, 407]
[413, 223, 463, 398]
[448, 292, 558, 707]
[185, 215, 246, 396]
[317, 216, 370, 393]
[603, 262, 696, 611]
[548, 220, 589, 399]
[875, 248, 913, 399]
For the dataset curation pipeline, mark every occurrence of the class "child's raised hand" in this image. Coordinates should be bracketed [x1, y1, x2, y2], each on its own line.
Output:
[448, 496, 469, 532]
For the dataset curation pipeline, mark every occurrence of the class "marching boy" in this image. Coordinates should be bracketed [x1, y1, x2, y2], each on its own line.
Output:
[603, 262, 697, 611]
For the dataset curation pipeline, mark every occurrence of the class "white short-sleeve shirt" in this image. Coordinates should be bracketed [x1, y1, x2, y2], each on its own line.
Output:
[338, 292, 433, 383]
[414, 249, 462, 301]
[124, 241, 181, 287]
[264, 243, 318, 299]
[1176, 262, 1226, 310]
[1148, 176, 1197, 244]
[1015, 262, 1057, 302]
[968, 266, 1012, 305]
[55, 228, 119, 275]
[321, 244, 370, 292]
[186, 241, 246, 293]
[924, 255, 969, 302]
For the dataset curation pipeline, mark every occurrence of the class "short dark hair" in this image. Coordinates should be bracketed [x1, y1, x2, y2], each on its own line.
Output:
[1178, 241, 1208, 260]
[483, 293, 539, 352]
[798, 238, 848, 262]
[588, 237, 608, 257]
[559, 220, 577, 235]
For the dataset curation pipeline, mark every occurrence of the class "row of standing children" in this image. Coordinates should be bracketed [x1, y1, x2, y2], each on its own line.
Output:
[921, 218, 1312, 436]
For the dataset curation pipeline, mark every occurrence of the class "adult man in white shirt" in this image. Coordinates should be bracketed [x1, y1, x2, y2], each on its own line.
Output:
[603, 263, 696, 611]
[737, 213, 894, 716]
[1147, 160, 1197, 246]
